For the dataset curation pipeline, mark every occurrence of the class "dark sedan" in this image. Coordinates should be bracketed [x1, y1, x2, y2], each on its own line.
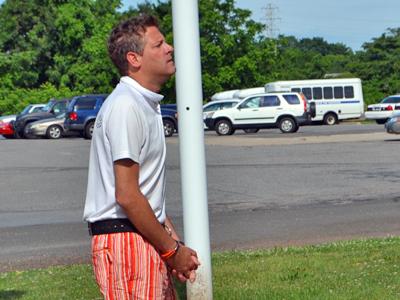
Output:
[13, 98, 70, 138]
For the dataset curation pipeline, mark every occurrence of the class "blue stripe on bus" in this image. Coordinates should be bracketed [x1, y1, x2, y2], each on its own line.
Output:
[316, 100, 361, 105]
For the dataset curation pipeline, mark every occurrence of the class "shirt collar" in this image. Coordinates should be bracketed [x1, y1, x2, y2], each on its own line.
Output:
[120, 76, 164, 104]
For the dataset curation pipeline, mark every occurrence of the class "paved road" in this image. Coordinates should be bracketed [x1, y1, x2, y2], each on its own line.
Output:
[1, 123, 400, 272]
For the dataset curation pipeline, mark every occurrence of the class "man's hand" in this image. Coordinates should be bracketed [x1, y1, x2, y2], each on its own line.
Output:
[171, 254, 200, 283]
[166, 246, 200, 282]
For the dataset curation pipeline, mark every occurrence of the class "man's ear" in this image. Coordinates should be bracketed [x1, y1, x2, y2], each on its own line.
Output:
[126, 51, 141, 69]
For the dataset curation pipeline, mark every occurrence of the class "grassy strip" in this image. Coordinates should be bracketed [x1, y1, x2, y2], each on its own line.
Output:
[1, 237, 400, 299]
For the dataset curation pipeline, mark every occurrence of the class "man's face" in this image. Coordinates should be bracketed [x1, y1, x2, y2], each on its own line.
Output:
[140, 26, 175, 81]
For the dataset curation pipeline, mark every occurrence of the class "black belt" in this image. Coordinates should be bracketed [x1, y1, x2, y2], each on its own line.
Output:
[88, 218, 138, 236]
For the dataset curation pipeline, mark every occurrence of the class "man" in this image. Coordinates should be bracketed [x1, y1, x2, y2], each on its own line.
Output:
[83, 15, 199, 299]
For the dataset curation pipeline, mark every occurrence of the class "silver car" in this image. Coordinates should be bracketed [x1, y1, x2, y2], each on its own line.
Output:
[385, 112, 400, 134]
[25, 113, 67, 139]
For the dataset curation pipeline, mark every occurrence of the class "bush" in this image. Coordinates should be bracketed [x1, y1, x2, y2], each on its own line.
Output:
[0, 83, 87, 115]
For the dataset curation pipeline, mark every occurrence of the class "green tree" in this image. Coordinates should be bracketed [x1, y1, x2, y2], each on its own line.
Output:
[350, 28, 400, 104]
[124, 0, 271, 101]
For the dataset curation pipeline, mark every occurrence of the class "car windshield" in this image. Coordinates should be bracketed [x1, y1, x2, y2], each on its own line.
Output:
[20, 105, 33, 115]
[382, 97, 400, 104]
[41, 103, 53, 112]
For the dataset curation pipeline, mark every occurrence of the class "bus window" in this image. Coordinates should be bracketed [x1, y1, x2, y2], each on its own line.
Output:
[323, 87, 333, 99]
[302, 87, 312, 100]
[334, 86, 343, 99]
[313, 87, 322, 100]
[291, 88, 301, 93]
[344, 86, 354, 98]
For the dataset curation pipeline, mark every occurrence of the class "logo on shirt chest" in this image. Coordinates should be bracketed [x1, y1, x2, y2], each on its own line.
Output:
[96, 116, 103, 128]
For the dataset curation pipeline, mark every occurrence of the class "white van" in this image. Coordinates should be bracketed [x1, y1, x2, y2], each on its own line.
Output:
[210, 87, 265, 102]
[232, 87, 265, 99]
[265, 78, 364, 125]
[210, 90, 240, 101]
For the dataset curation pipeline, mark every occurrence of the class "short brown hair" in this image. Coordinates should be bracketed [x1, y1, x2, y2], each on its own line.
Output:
[108, 15, 159, 75]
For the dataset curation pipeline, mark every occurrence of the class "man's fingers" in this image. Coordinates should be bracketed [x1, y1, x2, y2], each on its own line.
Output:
[171, 269, 188, 282]
[189, 270, 196, 283]
[177, 273, 187, 282]
[191, 255, 200, 268]
[187, 247, 198, 257]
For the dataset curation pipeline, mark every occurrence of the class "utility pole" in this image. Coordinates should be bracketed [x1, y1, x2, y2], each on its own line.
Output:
[262, 3, 281, 39]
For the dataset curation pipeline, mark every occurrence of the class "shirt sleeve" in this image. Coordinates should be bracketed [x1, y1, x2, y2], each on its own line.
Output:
[106, 99, 145, 164]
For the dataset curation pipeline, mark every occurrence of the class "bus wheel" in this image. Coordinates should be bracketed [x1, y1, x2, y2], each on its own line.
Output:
[324, 113, 338, 125]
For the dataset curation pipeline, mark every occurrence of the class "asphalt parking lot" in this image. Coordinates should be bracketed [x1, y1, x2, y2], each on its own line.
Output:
[1, 123, 400, 271]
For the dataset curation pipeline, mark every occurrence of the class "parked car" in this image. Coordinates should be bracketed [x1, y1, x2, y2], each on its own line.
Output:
[0, 104, 46, 139]
[24, 113, 74, 139]
[365, 95, 400, 124]
[203, 99, 240, 129]
[385, 112, 400, 134]
[161, 106, 178, 137]
[64, 94, 108, 139]
[13, 99, 70, 138]
[161, 103, 177, 110]
[0, 117, 15, 139]
[204, 92, 314, 135]
[19, 103, 46, 116]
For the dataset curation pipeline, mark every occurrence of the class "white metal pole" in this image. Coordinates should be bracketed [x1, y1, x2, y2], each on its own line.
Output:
[171, 0, 213, 299]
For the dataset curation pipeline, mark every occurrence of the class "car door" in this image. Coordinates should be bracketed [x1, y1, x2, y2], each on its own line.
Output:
[233, 95, 280, 125]
[232, 96, 263, 125]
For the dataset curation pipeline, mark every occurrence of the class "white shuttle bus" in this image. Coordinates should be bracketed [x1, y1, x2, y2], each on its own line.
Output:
[264, 78, 364, 125]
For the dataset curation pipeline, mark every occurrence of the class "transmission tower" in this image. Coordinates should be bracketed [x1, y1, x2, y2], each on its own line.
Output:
[262, 3, 280, 39]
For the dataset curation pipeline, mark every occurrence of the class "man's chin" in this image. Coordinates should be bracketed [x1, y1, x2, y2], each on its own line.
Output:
[167, 66, 176, 76]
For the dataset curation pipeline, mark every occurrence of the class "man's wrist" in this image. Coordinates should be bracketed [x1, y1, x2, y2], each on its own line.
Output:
[160, 240, 180, 260]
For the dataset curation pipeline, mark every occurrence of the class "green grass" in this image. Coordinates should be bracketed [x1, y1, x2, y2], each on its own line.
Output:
[1, 237, 400, 299]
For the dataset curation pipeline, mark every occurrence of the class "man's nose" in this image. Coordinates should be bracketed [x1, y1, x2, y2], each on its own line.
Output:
[166, 43, 174, 53]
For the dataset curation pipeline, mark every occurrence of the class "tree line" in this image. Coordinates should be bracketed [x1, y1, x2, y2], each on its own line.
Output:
[0, 0, 399, 115]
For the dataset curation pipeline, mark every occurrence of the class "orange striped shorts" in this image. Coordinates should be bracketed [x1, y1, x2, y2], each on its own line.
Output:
[91, 232, 176, 300]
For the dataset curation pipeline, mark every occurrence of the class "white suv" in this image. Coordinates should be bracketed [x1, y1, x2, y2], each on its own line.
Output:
[204, 92, 314, 135]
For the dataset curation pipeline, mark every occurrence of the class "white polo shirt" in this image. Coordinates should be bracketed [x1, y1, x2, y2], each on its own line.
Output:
[83, 76, 167, 223]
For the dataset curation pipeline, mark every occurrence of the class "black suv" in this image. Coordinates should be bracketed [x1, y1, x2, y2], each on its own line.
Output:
[64, 94, 108, 139]
[13, 98, 70, 138]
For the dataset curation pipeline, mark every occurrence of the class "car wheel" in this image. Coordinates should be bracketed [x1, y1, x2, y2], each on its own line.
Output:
[84, 121, 95, 139]
[46, 125, 62, 139]
[23, 123, 38, 139]
[3, 134, 14, 139]
[163, 119, 175, 137]
[323, 113, 338, 125]
[243, 128, 259, 134]
[279, 117, 298, 133]
[14, 130, 21, 138]
[376, 119, 387, 125]
[215, 119, 235, 135]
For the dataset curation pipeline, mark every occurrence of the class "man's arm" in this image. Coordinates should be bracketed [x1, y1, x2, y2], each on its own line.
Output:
[114, 159, 199, 276]
[164, 215, 181, 242]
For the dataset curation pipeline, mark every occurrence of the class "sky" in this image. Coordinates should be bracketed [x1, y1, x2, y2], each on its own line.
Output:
[122, 0, 400, 51]
[0, 0, 398, 50]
